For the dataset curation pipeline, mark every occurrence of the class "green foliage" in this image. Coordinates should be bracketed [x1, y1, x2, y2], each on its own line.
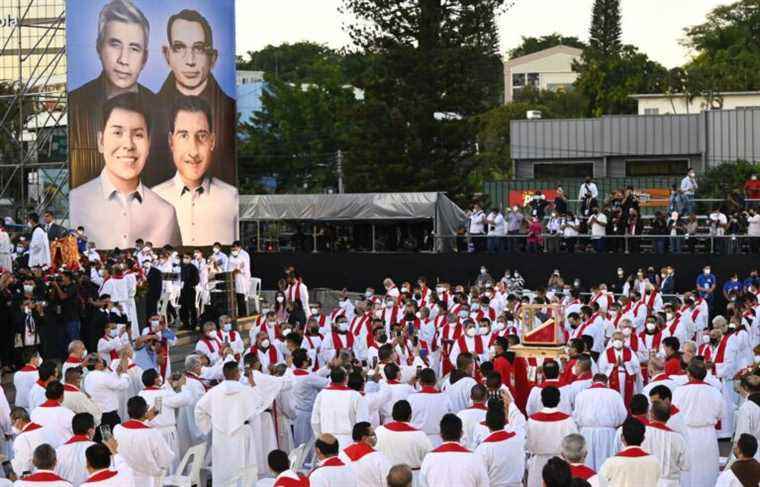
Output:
[236, 42, 345, 83]
[512, 86, 587, 118]
[340, 0, 508, 203]
[508, 34, 586, 59]
[238, 57, 360, 194]
[698, 160, 760, 200]
[682, 0, 760, 96]
[588, 0, 622, 57]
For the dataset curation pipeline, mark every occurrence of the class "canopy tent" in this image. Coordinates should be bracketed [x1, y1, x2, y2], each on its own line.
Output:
[239, 192, 466, 252]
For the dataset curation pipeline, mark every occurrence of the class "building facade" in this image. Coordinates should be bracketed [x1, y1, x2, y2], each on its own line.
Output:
[631, 91, 760, 115]
[510, 108, 760, 179]
[503, 45, 582, 104]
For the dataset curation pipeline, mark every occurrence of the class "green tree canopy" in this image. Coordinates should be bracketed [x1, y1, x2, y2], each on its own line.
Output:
[508, 34, 586, 59]
[237, 42, 346, 83]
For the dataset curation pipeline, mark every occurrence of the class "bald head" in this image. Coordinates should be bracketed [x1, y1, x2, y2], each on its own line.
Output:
[387, 464, 413, 487]
[315, 433, 339, 458]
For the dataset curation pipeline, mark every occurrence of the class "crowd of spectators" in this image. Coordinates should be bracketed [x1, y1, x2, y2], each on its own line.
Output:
[465, 169, 760, 255]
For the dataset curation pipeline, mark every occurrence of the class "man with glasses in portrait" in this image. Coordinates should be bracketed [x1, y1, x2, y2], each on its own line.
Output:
[157, 9, 236, 186]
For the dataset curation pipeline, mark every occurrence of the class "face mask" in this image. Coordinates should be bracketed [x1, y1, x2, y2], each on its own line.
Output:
[702, 335, 711, 344]
[260, 339, 270, 349]
[466, 328, 477, 338]
[206, 331, 216, 339]
[232, 250, 240, 257]
[479, 327, 490, 336]
[622, 328, 632, 337]
[729, 324, 737, 331]
[213, 248, 220, 254]
[143, 263, 152, 271]
[310, 308, 319, 315]
[374, 310, 383, 318]
[385, 301, 394, 309]
[338, 322, 348, 332]
[365, 291, 373, 298]
[754, 356, 760, 364]
[703, 269, 710, 275]
[98, 270, 105, 277]
[612, 339, 624, 350]
[276, 296, 285, 303]
[282, 328, 292, 336]
[150, 320, 160, 329]
[23, 284, 34, 293]
[459, 310, 468, 319]
[401, 287, 410, 293]
[223, 323, 232, 332]
[436, 287, 445, 294]
[415, 312, 421, 319]
[11, 426, 20, 436]
[493, 321, 504, 332]
[471, 303, 480, 311]
[24, 306, 31, 315]
[666, 313, 674, 321]
[480, 268, 486, 275]
[109, 329, 118, 338]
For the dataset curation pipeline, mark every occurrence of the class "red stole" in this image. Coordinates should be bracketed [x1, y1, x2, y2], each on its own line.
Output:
[570, 464, 596, 480]
[482, 430, 516, 443]
[530, 411, 570, 422]
[19, 365, 38, 372]
[288, 283, 302, 304]
[616, 446, 649, 458]
[201, 337, 220, 355]
[640, 331, 662, 352]
[21, 472, 67, 482]
[251, 345, 279, 365]
[456, 335, 484, 355]
[331, 332, 354, 352]
[102, 337, 119, 361]
[432, 442, 470, 453]
[606, 347, 635, 404]
[350, 314, 371, 336]
[85, 470, 119, 482]
[121, 420, 151, 429]
[383, 421, 418, 432]
[343, 443, 375, 462]
[573, 313, 598, 339]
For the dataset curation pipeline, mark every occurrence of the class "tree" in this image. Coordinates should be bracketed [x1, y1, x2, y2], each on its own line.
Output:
[682, 0, 760, 96]
[237, 42, 346, 83]
[238, 57, 360, 194]
[340, 0, 508, 202]
[508, 34, 585, 59]
[588, 0, 622, 58]
[512, 86, 587, 118]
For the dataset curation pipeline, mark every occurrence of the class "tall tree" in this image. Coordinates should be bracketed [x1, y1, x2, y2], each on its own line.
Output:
[588, 0, 622, 58]
[237, 42, 345, 83]
[682, 0, 760, 99]
[341, 0, 508, 202]
[509, 34, 586, 59]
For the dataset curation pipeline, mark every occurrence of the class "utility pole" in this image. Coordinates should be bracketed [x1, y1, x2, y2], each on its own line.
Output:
[336, 149, 344, 193]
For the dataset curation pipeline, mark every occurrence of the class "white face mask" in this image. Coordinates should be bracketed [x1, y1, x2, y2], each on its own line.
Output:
[702, 335, 711, 344]
[109, 329, 118, 338]
[493, 321, 504, 332]
[471, 303, 480, 311]
[646, 323, 656, 332]
[466, 328, 477, 338]
[365, 291, 373, 298]
[479, 327, 490, 336]
[310, 308, 319, 315]
[612, 339, 624, 350]
[223, 323, 232, 332]
[206, 331, 216, 339]
[480, 268, 487, 275]
[260, 339, 270, 349]
[337, 322, 348, 332]
[281, 328, 292, 336]
[489, 346, 496, 357]
[666, 313, 674, 321]
[276, 296, 285, 303]
[401, 287, 409, 293]
[754, 356, 760, 364]
[436, 287, 445, 294]
[150, 320, 160, 329]
[24, 306, 31, 315]
[459, 310, 469, 319]
[23, 284, 34, 293]
[622, 328, 632, 337]
[213, 248, 220, 254]
[374, 310, 383, 318]
[11, 426, 20, 436]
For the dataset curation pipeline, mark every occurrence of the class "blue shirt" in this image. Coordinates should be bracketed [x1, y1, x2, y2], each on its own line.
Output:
[134, 328, 177, 373]
[696, 273, 716, 296]
[723, 279, 742, 295]
[743, 277, 759, 292]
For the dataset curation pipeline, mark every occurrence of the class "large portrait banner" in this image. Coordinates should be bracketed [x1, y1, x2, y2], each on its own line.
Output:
[67, 0, 238, 249]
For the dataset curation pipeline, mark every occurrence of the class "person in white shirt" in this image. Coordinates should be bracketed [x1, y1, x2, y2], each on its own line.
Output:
[474, 401, 525, 487]
[579, 177, 599, 201]
[54, 413, 97, 486]
[262, 448, 304, 487]
[420, 413, 489, 487]
[378, 363, 415, 425]
[82, 356, 132, 437]
[61, 341, 88, 379]
[486, 207, 506, 254]
[308, 433, 357, 487]
[456, 384, 488, 449]
[441, 353, 479, 414]
[290, 349, 330, 448]
[589, 208, 608, 253]
[525, 386, 579, 487]
[29, 361, 59, 412]
[406, 368, 450, 446]
[561, 434, 600, 487]
[80, 442, 134, 487]
[311, 367, 366, 448]
[13, 444, 72, 487]
[97, 323, 129, 368]
[29, 382, 74, 448]
[26, 213, 51, 268]
[216, 314, 246, 360]
[339, 422, 391, 487]
[13, 351, 40, 411]
[113, 396, 173, 487]
[467, 203, 487, 253]
[229, 241, 251, 316]
[642, 401, 689, 487]
[716, 433, 760, 487]
[374, 400, 433, 476]
[598, 418, 661, 487]
[10, 407, 48, 478]
[194, 321, 224, 364]
[572, 374, 628, 471]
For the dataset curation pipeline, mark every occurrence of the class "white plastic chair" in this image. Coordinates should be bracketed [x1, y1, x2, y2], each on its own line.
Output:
[162, 443, 207, 487]
[248, 277, 262, 313]
[289, 439, 314, 474]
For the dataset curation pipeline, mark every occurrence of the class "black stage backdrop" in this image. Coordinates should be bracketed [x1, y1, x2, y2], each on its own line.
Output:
[252, 253, 757, 295]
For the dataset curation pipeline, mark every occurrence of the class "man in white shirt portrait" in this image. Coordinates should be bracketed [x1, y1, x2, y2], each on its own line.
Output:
[152, 95, 239, 246]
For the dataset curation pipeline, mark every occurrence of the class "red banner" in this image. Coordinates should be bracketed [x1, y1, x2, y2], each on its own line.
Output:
[508, 189, 558, 208]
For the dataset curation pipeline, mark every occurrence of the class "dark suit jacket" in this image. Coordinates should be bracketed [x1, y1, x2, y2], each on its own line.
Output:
[68, 73, 170, 189]
[180, 263, 200, 292]
[46, 223, 68, 241]
[156, 73, 237, 186]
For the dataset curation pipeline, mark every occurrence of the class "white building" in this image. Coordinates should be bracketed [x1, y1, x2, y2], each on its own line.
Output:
[631, 91, 760, 115]
[236, 70, 264, 86]
[503, 45, 582, 103]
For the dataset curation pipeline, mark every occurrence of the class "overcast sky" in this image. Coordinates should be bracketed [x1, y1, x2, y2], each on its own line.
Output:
[236, 0, 731, 68]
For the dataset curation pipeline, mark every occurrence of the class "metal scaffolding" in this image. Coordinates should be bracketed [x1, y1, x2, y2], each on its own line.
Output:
[0, 0, 67, 222]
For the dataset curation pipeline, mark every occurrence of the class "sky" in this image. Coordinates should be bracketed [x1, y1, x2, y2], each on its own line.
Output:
[235, 0, 732, 69]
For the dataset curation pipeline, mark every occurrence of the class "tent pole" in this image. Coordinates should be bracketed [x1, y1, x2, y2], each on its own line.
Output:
[313, 223, 318, 253]
[372, 224, 376, 253]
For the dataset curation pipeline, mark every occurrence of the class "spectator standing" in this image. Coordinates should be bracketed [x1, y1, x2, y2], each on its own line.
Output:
[545, 211, 561, 254]
[745, 173, 760, 209]
[667, 212, 684, 254]
[528, 191, 550, 221]
[680, 168, 698, 215]
[467, 203, 486, 253]
[726, 212, 742, 255]
[553, 187, 568, 215]
[668, 184, 686, 216]
[51, 273, 80, 347]
[485, 208, 506, 255]
[505, 206, 524, 254]
[748, 208, 760, 254]
[709, 207, 728, 254]
[684, 214, 699, 253]
[526, 217, 543, 254]
[651, 211, 668, 255]
[579, 177, 599, 202]
[589, 209, 608, 253]
[625, 209, 643, 254]
[561, 213, 580, 254]
[723, 273, 742, 302]
[621, 186, 640, 228]
[696, 265, 717, 306]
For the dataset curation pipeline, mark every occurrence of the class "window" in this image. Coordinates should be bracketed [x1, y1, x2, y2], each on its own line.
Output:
[534, 163, 594, 179]
[625, 160, 688, 177]
[527, 73, 540, 88]
[644, 108, 659, 115]
[512, 73, 525, 87]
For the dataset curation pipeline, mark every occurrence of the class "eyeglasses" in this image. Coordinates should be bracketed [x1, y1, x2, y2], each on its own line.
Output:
[171, 42, 212, 58]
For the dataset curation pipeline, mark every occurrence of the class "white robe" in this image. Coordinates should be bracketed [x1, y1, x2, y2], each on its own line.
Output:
[572, 386, 628, 471]
[526, 381, 572, 417]
[80, 468, 135, 487]
[55, 436, 96, 486]
[29, 403, 74, 448]
[11, 424, 48, 476]
[175, 374, 207, 469]
[308, 457, 357, 487]
[339, 444, 391, 487]
[311, 386, 366, 448]
[474, 429, 526, 487]
[13, 368, 39, 411]
[598, 447, 661, 487]
[139, 386, 193, 471]
[405, 389, 450, 446]
[641, 423, 689, 487]
[419, 442, 489, 487]
[672, 381, 724, 487]
[113, 420, 174, 487]
[0, 230, 12, 272]
[733, 397, 760, 461]
[525, 408, 578, 487]
[374, 422, 432, 470]
[457, 405, 487, 449]
[441, 376, 477, 414]
[28, 226, 50, 268]
[13, 469, 71, 487]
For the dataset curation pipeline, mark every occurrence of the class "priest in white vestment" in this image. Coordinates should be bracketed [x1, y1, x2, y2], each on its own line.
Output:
[572, 374, 627, 470]
[339, 422, 391, 487]
[308, 434, 357, 487]
[374, 399, 432, 474]
[642, 401, 689, 487]
[599, 418, 661, 487]
[55, 412, 97, 487]
[419, 413, 489, 487]
[311, 367, 366, 449]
